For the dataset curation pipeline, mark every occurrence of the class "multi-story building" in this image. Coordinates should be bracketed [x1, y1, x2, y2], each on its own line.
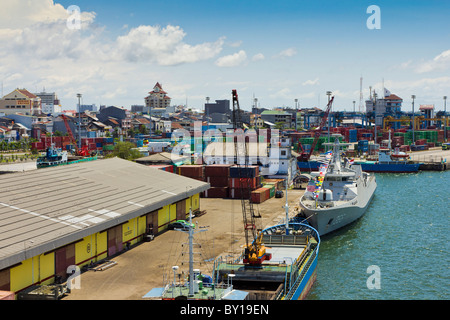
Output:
[205, 100, 231, 118]
[145, 82, 171, 109]
[0, 89, 42, 116]
[365, 88, 403, 127]
[260, 110, 292, 128]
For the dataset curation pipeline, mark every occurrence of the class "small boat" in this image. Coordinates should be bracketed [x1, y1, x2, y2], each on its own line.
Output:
[36, 144, 68, 168]
[299, 138, 377, 236]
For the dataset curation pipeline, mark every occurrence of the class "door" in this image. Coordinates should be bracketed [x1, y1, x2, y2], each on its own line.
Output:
[176, 200, 186, 220]
[107, 225, 123, 256]
[55, 244, 75, 280]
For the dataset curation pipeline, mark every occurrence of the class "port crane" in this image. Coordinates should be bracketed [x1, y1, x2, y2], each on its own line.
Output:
[297, 96, 334, 162]
[60, 114, 90, 157]
[231, 89, 270, 266]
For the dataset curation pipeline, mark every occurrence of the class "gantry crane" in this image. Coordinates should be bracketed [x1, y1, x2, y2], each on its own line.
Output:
[231, 89, 270, 266]
[297, 96, 334, 162]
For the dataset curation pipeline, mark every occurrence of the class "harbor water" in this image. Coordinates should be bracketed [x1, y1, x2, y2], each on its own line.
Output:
[307, 170, 449, 300]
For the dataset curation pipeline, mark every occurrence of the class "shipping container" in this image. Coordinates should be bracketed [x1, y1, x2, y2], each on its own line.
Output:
[204, 164, 232, 177]
[228, 177, 260, 189]
[177, 165, 205, 179]
[207, 176, 229, 188]
[229, 165, 259, 178]
[204, 187, 229, 198]
[228, 188, 251, 199]
[251, 188, 268, 204]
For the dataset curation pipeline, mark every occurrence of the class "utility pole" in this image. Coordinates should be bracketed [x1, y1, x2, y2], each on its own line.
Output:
[411, 95, 416, 145]
[444, 96, 447, 142]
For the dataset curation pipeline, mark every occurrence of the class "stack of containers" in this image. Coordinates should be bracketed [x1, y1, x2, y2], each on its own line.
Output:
[177, 165, 205, 182]
[228, 165, 260, 199]
[358, 140, 369, 153]
[203, 164, 232, 198]
[103, 137, 114, 152]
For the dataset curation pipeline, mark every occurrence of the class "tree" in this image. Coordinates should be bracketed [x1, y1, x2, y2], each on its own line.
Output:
[106, 141, 141, 161]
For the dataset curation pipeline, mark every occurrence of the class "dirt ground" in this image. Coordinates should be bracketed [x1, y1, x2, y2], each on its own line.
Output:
[63, 189, 305, 300]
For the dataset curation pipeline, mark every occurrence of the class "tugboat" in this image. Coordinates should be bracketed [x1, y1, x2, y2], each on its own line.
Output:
[36, 144, 68, 168]
[299, 138, 377, 236]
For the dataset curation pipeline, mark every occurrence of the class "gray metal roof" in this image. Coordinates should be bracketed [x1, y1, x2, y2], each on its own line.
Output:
[0, 157, 209, 270]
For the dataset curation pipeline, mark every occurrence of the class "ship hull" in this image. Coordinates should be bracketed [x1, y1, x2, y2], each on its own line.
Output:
[300, 177, 376, 236]
[357, 162, 420, 173]
[299, 161, 421, 173]
[290, 254, 318, 300]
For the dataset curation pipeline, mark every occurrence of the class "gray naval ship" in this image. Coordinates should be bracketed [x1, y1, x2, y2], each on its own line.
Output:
[299, 138, 377, 236]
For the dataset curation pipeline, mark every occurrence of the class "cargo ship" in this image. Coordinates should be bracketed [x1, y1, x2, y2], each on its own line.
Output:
[354, 148, 421, 173]
[213, 221, 320, 300]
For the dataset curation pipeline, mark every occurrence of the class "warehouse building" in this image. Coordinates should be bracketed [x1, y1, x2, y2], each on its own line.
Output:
[0, 157, 209, 298]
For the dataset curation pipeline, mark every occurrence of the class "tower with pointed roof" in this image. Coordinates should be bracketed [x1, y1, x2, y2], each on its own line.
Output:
[145, 82, 171, 110]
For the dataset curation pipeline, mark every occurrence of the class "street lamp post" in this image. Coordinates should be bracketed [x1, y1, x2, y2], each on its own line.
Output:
[295, 98, 298, 131]
[77, 93, 82, 150]
[411, 95, 416, 145]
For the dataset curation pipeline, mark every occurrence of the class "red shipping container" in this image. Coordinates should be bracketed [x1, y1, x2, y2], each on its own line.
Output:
[204, 164, 232, 177]
[251, 188, 267, 204]
[228, 177, 258, 189]
[228, 188, 251, 199]
[207, 176, 229, 188]
[178, 165, 204, 178]
[204, 187, 228, 198]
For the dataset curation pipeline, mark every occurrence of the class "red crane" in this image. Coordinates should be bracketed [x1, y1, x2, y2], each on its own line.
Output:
[297, 96, 334, 162]
[231, 89, 271, 265]
[60, 114, 90, 157]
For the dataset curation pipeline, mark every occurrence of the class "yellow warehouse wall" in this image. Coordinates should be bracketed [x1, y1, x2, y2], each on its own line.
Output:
[169, 204, 176, 222]
[123, 217, 138, 245]
[138, 216, 146, 236]
[39, 253, 55, 285]
[158, 205, 169, 232]
[97, 232, 108, 261]
[75, 235, 96, 268]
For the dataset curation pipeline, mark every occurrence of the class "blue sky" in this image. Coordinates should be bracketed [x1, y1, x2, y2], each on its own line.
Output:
[1, 0, 450, 111]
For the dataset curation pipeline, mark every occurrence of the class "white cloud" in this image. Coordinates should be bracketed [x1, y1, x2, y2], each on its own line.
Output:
[416, 49, 450, 73]
[252, 53, 265, 61]
[0, 0, 95, 29]
[116, 25, 224, 65]
[302, 78, 319, 86]
[275, 48, 297, 58]
[215, 50, 247, 67]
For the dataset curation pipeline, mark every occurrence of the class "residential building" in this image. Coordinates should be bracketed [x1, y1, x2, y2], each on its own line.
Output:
[0, 89, 42, 116]
[145, 82, 171, 109]
[205, 100, 231, 118]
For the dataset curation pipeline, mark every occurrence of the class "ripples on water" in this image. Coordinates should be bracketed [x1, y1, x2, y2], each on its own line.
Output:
[308, 171, 449, 300]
